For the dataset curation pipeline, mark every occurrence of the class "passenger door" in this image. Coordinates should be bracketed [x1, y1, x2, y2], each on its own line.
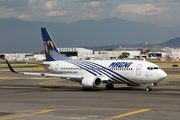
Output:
[55, 64, 59, 73]
[136, 64, 142, 76]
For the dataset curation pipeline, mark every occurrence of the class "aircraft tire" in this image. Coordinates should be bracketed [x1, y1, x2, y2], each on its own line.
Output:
[146, 87, 152, 91]
[82, 87, 91, 91]
[106, 83, 114, 90]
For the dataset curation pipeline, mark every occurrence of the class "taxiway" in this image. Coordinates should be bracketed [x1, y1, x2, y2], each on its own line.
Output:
[0, 70, 180, 120]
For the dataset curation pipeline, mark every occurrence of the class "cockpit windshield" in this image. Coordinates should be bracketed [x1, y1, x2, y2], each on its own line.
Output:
[147, 67, 159, 70]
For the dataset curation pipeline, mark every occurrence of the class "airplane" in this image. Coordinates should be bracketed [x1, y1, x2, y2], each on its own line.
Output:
[5, 28, 167, 91]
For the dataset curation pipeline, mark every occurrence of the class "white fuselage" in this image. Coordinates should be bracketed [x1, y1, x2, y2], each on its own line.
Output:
[43, 60, 167, 85]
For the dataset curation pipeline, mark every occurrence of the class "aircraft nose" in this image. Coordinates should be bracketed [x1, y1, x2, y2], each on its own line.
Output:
[160, 70, 167, 80]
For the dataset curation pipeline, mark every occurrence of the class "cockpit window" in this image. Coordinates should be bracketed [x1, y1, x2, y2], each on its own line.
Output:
[147, 67, 159, 70]
[147, 67, 152, 70]
[153, 67, 159, 69]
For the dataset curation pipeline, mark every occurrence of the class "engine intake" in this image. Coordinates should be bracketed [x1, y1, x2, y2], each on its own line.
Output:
[81, 76, 103, 88]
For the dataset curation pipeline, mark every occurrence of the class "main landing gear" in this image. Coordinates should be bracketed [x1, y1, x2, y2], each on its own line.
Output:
[82, 86, 91, 91]
[106, 83, 114, 90]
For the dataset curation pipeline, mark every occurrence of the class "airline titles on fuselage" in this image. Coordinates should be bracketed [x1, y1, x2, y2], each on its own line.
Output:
[108, 62, 133, 68]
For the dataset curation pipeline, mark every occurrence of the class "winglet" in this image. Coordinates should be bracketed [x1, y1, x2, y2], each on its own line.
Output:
[0, 54, 5, 60]
[5, 59, 17, 73]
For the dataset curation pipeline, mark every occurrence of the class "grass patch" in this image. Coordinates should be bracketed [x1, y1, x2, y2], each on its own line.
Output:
[0, 61, 45, 71]
[1, 60, 180, 70]
[150, 60, 180, 68]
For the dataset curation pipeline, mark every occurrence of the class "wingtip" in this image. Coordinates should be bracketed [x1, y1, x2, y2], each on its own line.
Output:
[0, 54, 5, 60]
[5, 59, 17, 73]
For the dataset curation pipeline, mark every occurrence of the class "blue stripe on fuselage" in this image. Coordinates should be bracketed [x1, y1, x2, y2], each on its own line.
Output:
[66, 60, 137, 85]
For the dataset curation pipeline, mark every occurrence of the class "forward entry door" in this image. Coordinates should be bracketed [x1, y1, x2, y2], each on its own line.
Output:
[136, 64, 142, 75]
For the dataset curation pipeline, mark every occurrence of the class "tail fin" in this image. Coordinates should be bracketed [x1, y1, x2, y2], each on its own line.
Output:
[41, 28, 71, 61]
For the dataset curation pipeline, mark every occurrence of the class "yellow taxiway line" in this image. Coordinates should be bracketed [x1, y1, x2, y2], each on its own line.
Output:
[105, 108, 150, 120]
[0, 109, 54, 120]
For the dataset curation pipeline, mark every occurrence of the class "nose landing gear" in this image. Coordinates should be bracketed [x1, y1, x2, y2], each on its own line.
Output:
[146, 83, 154, 91]
[146, 86, 152, 91]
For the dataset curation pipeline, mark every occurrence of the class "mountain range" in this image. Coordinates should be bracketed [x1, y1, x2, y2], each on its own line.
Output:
[0, 18, 180, 53]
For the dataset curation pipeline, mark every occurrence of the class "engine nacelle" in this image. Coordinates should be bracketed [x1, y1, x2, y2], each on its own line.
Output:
[81, 76, 103, 88]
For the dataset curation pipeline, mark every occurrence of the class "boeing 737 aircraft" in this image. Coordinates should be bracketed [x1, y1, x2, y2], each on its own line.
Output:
[5, 28, 167, 91]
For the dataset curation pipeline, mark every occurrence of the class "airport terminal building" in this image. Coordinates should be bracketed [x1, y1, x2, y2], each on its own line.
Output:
[2, 48, 140, 61]
[2, 53, 45, 61]
[4, 47, 180, 61]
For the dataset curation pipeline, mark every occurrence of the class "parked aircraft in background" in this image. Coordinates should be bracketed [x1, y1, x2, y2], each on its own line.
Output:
[5, 28, 167, 91]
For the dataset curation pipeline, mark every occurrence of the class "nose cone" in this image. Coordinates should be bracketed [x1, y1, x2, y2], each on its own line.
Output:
[153, 70, 167, 83]
[159, 70, 167, 80]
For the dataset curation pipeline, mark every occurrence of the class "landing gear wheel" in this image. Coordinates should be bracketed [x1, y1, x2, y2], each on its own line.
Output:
[82, 87, 91, 91]
[146, 87, 152, 91]
[106, 83, 114, 90]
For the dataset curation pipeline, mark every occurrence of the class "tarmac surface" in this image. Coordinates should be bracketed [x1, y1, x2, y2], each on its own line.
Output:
[0, 69, 180, 120]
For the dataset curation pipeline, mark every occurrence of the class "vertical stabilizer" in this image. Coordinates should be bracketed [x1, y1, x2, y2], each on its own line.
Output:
[41, 28, 70, 61]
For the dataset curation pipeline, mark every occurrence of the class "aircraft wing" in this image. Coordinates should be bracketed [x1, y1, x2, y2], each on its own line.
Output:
[5, 59, 84, 80]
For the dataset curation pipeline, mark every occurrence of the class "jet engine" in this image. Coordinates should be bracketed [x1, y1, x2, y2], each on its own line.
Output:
[81, 76, 103, 88]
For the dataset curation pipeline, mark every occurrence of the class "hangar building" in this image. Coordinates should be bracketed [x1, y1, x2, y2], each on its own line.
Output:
[58, 48, 93, 59]
[58, 48, 140, 60]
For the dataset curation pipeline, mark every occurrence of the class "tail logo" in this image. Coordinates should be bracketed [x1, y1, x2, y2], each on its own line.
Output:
[46, 40, 54, 55]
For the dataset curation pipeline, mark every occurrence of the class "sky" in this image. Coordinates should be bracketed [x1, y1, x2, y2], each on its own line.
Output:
[0, 0, 180, 27]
